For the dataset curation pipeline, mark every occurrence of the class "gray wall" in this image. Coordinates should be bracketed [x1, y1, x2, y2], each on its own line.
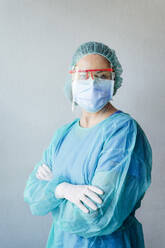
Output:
[0, 0, 164, 247]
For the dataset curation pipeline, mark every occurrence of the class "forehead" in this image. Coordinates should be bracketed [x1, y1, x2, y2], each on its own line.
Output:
[75, 54, 111, 70]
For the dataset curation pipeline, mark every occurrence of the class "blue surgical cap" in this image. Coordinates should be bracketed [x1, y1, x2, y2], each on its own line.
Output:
[63, 41, 123, 105]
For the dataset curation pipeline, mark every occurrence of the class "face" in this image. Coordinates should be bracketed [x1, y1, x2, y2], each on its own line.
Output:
[71, 54, 115, 114]
[72, 54, 111, 81]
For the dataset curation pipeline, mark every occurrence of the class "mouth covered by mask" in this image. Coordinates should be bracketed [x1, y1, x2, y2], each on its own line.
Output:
[72, 78, 114, 113]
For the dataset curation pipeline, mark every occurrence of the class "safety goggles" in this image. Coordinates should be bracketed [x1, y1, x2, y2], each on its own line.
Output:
[69, 68, 115, 80]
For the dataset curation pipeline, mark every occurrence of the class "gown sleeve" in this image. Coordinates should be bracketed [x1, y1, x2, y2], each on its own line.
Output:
[53, 118, 152, 238]
[23, 126, 71, 216]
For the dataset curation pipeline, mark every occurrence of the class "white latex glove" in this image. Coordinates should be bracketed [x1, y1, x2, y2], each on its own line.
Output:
[55, 182, 104, 214]
[36, 164, 53, 181]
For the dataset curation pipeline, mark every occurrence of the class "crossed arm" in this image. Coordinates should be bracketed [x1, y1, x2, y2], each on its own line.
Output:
[36, 163, 104, 214]
[24, 119, 152, 238]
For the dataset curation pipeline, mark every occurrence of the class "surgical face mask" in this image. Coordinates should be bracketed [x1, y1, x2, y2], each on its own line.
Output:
[72, 78, 114, 113]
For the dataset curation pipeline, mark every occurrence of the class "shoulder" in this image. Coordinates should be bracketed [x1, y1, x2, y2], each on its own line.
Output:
[106, 111, 152, 160]
[113, 111, 137, 128]
[51, 118, 79, 142]
[102, 111, 152, 151]
[57, 118, 79, 132]
[102, 111, 138, 140]
[102, 111, 152, 159]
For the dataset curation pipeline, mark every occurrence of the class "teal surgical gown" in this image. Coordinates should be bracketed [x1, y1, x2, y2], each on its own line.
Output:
[24, 110, 152, 248]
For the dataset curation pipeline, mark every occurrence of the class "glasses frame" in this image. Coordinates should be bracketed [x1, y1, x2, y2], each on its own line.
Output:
[69, 68, 115, 80]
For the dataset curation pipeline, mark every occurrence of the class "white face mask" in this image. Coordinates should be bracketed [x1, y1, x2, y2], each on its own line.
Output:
[72, 78, 114, 113]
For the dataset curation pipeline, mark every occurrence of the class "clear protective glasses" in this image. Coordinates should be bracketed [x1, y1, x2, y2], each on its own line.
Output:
[69, 68, 115, 81]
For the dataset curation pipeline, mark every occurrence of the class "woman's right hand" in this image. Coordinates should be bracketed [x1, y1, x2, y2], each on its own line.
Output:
[55, 182, 104, 214]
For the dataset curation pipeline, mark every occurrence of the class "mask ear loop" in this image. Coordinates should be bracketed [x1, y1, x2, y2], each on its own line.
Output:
[71, 77, 77, 112]
[72, 100, 75, 112]
[110, 76, 115, 103]
[112, 71, 115, 80]
[71, 65, 78, 112]
[71, 81, 75, 112]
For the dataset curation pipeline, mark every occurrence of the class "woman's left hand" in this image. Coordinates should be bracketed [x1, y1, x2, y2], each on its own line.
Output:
[36, 164, 53, 181]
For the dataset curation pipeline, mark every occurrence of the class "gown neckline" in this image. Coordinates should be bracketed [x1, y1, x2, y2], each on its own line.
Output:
[76, 110, 123, 130]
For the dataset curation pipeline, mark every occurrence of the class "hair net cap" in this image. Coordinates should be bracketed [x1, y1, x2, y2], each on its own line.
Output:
[63, 41, 123, 105]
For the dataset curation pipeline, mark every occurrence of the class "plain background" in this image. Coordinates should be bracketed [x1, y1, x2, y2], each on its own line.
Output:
[0, 0, 164, 247]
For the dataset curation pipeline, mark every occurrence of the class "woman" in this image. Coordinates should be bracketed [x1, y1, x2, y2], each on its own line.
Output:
[24, 41, 152, 248]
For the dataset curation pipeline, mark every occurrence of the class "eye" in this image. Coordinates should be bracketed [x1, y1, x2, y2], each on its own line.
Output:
[79, 72, 86, 79]
[100, 74, 108, 79]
